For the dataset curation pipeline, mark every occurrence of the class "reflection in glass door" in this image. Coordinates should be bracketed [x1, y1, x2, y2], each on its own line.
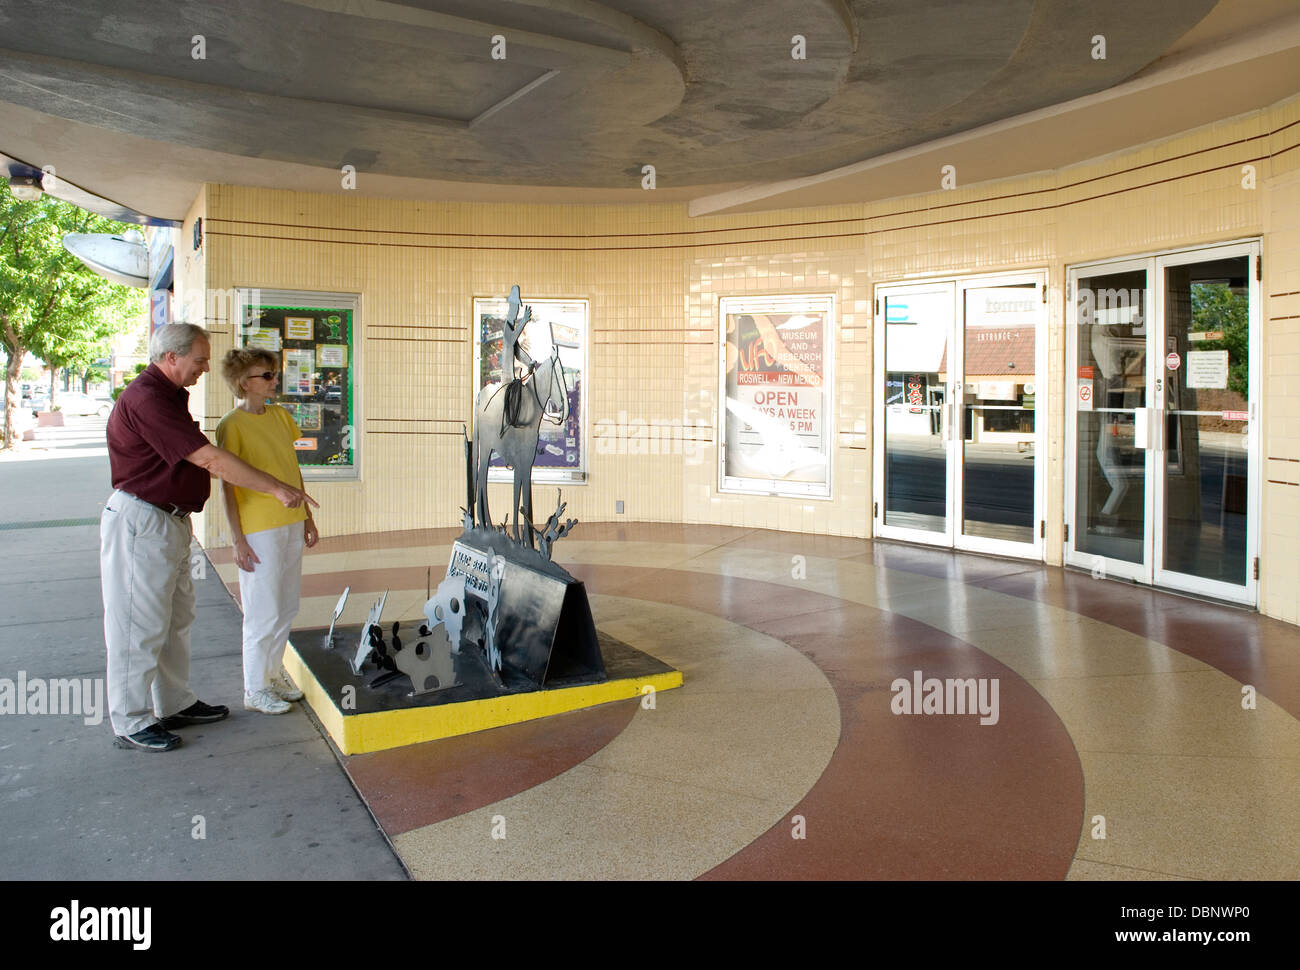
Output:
[959, 283, 1041, 547]
[875, 274, 1046, 558]
[878, 285, 953, 542]
[1067, 243, 1259, 604]
[1070, 262, 1150, 579]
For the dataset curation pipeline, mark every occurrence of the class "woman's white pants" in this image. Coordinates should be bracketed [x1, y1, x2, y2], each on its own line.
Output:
[238, 522, 304, 694]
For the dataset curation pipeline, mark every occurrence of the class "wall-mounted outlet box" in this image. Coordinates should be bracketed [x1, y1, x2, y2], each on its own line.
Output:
[616, 500, 625, 514]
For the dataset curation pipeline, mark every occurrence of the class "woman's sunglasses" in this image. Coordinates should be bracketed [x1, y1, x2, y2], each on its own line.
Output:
[247, 371, 277, 381]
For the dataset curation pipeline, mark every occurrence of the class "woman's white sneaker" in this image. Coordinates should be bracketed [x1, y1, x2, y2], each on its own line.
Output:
[270, 670, 304, 702]
[244, 688, 290, 715]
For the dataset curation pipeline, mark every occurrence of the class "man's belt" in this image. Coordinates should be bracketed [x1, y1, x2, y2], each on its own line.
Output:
[127, 493, 193, 518]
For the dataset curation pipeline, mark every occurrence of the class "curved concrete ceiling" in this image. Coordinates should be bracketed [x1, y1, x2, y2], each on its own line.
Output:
[0, 0, 1295, 218]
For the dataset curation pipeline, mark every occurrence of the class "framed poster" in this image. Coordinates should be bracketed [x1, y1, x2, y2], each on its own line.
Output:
[236, 289, 359, 480]
[283, 348, 316, 396]
[284, 316, 315, 341]
[472, 296, 588, 484]
[719, 294, 834, 497]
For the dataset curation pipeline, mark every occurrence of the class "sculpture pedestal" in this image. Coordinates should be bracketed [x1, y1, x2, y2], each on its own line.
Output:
[284, 626, 680, 754]
[281, 526, 681, 754]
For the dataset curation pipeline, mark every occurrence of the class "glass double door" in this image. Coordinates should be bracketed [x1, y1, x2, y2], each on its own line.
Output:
[1066, 242, 1260, 604]
[874, 272, 1046, 559]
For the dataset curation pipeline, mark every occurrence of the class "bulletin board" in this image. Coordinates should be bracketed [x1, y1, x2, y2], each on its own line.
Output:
[236, 290, 359, 480]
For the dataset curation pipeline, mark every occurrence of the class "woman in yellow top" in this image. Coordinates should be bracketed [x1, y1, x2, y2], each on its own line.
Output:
[217, 349, 319, 714]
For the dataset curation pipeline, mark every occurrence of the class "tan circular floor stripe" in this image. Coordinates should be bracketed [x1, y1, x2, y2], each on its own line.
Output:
[391, 594, 840, 880]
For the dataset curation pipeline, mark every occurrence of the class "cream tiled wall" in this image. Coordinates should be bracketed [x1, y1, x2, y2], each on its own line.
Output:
[193, 92, 1300, 623]
[1260, 93, 1300, 625]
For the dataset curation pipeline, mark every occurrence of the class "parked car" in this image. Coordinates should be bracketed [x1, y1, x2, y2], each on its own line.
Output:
[55, 392, 113, 417]
[27, 392, 50, 414]
[32, 391, 111, 417]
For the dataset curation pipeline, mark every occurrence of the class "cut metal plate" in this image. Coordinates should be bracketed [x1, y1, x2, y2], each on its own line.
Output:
[422, 574, 467, 654]
[350, 590, 387, 674]
[394, 626, 459, 696]
[325, 585, 350, 647]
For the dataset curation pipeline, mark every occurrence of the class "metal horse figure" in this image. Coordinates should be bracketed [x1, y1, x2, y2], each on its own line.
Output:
[473, 345, 569, 546]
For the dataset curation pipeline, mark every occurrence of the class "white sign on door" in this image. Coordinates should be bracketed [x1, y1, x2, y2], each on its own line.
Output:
[1078, 380, 1094, 411]
[1186, 350, 1229, 389]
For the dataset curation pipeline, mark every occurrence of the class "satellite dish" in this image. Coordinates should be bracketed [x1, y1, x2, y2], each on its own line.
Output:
[61, 231, 149, 288]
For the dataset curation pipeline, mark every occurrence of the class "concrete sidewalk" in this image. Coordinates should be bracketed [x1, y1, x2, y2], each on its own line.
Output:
[0, 420, 406, 879]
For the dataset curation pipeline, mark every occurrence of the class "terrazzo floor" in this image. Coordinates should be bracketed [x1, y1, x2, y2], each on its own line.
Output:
[208, 523, 1300, 880]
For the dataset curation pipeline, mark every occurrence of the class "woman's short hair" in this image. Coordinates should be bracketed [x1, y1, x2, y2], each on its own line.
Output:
[220, 347, 280, 399]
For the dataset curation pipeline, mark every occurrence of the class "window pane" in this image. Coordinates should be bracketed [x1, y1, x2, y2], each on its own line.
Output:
[882, 288, 950, 532]
[1073, 270, 1147, 564]
[961, 285, 1038, 543]
[1161, 257, 1250, 585]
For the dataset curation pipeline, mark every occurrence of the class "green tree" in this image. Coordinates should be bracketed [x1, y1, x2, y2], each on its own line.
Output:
[82, 362, 111, 390]
[1, 180, 145, 446]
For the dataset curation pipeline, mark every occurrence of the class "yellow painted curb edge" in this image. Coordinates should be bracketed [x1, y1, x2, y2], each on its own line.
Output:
[283, 641, 682, 755]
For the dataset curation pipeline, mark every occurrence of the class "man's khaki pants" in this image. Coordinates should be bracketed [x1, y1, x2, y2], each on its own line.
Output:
[100, 490, 200, 736]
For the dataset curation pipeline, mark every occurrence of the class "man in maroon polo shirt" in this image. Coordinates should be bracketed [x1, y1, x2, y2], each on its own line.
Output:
[102, 322, 316, 752]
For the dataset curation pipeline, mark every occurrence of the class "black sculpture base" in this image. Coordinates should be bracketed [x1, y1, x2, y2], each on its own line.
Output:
[285, 623, 681, 753]
[280, 519, 682, 754]
[297, 625, 663, 716]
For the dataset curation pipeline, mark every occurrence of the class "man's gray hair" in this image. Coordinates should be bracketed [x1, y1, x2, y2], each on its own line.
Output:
[149, 322, 210, 363]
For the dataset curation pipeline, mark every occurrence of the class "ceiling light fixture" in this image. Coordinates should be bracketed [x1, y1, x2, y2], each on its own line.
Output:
[8, 175, 44, 201]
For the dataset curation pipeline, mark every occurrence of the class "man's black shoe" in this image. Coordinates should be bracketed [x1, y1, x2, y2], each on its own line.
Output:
[160, 700, 230, 729]
[114, 724, 182, 752]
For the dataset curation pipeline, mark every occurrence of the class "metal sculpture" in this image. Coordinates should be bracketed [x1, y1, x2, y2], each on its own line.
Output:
[382, 573, 465, 695]
[522, 490, 577, 562]
[501, 285, 535, 381]
[483, 554, 506, 674]
[421, 574, 467, 654]
[393, 629, 458, 696]
[351, 590, 387, 674]
[473, 340, 569, 546]
[326, 287, 602, 702]
[324, 586, 350, 647]
[363, 622, 403, 688]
